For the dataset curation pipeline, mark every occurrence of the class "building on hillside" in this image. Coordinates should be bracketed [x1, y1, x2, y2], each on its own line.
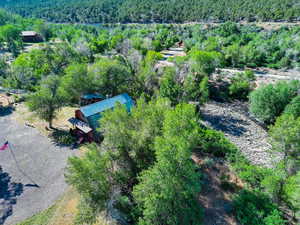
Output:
[21, 31, 43, 43]
[69, 93, 134, 143]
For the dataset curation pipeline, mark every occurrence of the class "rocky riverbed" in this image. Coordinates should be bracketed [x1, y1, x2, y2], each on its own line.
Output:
[201, 101, 278, 167]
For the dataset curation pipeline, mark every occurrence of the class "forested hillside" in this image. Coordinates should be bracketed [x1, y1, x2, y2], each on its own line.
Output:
[0, 0, 300, 23]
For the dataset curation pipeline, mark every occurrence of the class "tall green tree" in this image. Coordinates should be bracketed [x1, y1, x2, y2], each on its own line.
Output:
[89, 58, 133, 97]
[99, 97, 171, 188]
[188, 49, 223, 76]
[267, 114, 300, 204]
[133, 103, 202, 225]
[66, 144, 112, 209]
[60, 63, 90, 104]
[159, 67, 182, 105]
[0, 24, 22, 56]
[138, 50, 163, 97]
[27, 75, 65, 128]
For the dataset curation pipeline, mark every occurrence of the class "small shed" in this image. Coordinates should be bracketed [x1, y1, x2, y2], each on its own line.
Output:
[21, 31, 43, 43]
[76, 93, 134, 130]
[80, 93, 104, 106]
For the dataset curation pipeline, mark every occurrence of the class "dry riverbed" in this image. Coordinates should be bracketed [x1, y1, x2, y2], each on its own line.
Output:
[201, 101, 277, 167]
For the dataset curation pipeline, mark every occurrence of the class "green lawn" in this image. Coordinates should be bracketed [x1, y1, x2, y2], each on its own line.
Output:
[16, 206, 56, 225]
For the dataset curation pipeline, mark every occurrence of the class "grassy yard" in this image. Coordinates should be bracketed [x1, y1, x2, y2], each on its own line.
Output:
[16, 188, 116, 225]
[17, 188, 79, 225]
[13, 103, 76, 136]
[17, 206, 57, 225]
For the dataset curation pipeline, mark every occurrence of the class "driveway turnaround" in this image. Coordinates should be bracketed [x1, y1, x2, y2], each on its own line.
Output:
[0, 112, 75, 225]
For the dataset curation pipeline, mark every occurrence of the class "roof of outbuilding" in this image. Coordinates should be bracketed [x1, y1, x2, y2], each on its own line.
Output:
[81, 93, 104, 100]
[21, 31, 38, 36]
[80, 93, 134, 118]
[68, 117, 93, 133]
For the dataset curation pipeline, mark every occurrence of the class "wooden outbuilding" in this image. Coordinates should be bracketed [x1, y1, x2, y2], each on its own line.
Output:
[21, 31, 43, 43]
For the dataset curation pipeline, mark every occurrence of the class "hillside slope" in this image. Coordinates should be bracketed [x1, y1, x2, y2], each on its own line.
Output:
[0, 0, 300, 23]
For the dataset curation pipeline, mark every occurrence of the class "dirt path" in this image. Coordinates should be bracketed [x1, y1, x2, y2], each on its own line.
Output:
[201, 101, 275, 167]
[193, 155, 242, 225]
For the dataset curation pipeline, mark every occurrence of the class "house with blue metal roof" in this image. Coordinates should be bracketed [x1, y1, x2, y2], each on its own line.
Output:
[75, 93, 134, 130]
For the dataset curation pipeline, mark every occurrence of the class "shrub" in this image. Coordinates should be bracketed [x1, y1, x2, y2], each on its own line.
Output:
[233, 190, 285, 225]
[228, 71, 255, 100]
[263, 209, 286, 225]
[159, 67, 182, 105]
[198, 128, 237, 158]
[75, 198, 97, 225]
[261, 171, 283, 202]
[183, 74, 209, 103]
[114, 195, 136, 223]
[232, 158, 271, 187]
[283, 95, 300, 118]
[229, 79, 251, 100]
[50, 130, 76, 146]
[244, 70, 256, 81]
[283, 172, 300, 221]
[249, 80, 300, 124]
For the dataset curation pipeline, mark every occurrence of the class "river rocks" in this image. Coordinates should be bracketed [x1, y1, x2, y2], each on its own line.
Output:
[201, 101, 277, 167]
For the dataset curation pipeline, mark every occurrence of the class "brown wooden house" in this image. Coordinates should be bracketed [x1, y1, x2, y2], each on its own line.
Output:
[21, 31, 43, 43]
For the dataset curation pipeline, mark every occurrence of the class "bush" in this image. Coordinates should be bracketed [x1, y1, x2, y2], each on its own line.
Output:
[227, 70, 255, 100]
[233, 190, 285, 225]
[244, 70, 256, 81]
[198, 128, 237, 158]
[229, 79, 251, 100]
[249, 80, 300, 124]
[115, 195, 138, 223]
[75, 198, 97, 225]
[283, 95, 300, 118]
[283, 172, 300, 221]
[232, 158, 271, 187]
[50, 130, 76, 146]
[263, 209, 286, 225]
[159, 67, 182, 105]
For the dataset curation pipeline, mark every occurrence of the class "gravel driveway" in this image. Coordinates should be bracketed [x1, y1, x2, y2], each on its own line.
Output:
[0, 110, 75, 225]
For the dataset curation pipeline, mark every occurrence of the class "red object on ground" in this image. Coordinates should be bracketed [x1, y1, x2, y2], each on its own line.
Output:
[0, 141, 8, 151]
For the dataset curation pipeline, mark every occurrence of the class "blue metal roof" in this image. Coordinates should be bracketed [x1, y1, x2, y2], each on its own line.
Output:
[81, 93, 104, 100]
[80, 93, 134, 118]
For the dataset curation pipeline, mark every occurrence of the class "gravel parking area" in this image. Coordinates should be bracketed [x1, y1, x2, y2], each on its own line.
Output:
[0, 110, 75, 225]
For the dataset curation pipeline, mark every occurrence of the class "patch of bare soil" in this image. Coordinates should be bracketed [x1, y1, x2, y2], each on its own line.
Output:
[193, 154, 243, 225]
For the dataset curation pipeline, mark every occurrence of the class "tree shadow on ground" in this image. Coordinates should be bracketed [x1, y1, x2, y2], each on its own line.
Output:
[49, 129, 76, 148]
[193, 153, 242, 225]
[0, 166, 23, 225]
[201, 112, 249, 137]
[0, 106, 14, 117]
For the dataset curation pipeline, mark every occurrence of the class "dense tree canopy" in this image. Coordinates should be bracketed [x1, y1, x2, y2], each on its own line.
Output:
[1, 0, 300, 23]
